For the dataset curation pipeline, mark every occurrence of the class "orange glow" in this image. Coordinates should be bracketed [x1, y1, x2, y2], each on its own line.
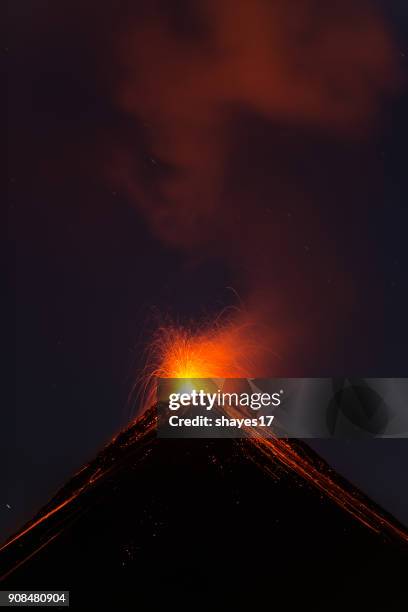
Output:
[2, 320, 407, 577]
[153, 322, 259, 379]
[131, 312, 278, 413]
[132, 318, 248, 410]
[139, 319, 408, 543]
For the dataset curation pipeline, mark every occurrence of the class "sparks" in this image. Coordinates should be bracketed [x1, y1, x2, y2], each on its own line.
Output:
[2, 316, 407, 577]
[138, 316, 408, 543]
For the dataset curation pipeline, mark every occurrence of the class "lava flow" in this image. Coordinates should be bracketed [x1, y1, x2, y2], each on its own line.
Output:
[1, 315, 407, 578]
[138, 316, 408, 544]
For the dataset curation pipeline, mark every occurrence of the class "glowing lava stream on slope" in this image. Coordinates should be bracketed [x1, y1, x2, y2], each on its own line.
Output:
[1, 316, 407, 570]
[138, 317, 408, 543]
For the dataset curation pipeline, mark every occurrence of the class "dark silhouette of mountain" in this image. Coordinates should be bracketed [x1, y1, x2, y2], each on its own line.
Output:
[1, 408, 407, 609]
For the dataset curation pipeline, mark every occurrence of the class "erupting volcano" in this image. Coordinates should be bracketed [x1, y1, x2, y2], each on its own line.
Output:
[141, 318, 408, 542]
[2, 314, 408, 607]
[8, 0, 408, 608]
[3, 316, 407, 570]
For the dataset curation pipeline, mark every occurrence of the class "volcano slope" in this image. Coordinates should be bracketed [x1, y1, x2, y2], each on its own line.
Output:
[1, 407, 407, 609]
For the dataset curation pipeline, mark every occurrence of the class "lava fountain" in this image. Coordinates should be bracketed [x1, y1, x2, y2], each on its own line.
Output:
[135, 313, 408, 544]
[1, 314, 407, 571]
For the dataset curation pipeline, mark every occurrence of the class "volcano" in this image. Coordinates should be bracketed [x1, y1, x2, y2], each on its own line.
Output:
[1, 407, 406, 609]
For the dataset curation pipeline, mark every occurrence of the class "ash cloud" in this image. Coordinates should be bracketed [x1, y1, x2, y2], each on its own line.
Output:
[114, 0, 398, 247]
[110, 0, 400, 366]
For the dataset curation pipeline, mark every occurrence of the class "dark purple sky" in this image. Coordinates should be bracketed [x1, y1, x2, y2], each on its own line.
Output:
[7, 0, 408, 540]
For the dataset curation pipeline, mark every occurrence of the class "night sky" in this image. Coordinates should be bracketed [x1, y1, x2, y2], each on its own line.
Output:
[7, 1, 408, 541]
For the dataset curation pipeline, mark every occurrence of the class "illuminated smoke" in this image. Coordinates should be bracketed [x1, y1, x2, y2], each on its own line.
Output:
[115, 0, 398, 247]
[113, 0, 400, 362]
[115, 1, 403, 534]
[1, 1, 405, 572]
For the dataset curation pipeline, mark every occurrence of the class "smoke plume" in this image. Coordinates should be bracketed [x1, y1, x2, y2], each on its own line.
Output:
[113, 0, 400, 369]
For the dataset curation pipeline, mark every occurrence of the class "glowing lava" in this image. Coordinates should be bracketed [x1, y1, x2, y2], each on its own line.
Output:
[132, 313, 275, 411]
[139, 317, 408, 543]
[2, 316, 407, 576]
[151, 318, 268, 379]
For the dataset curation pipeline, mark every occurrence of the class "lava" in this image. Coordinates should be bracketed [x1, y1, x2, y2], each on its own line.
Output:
[1, 317, 407, 579]
[150, 318, 268, 379]
[140, 317, 408, 543]
[132, 312, 277, 415]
